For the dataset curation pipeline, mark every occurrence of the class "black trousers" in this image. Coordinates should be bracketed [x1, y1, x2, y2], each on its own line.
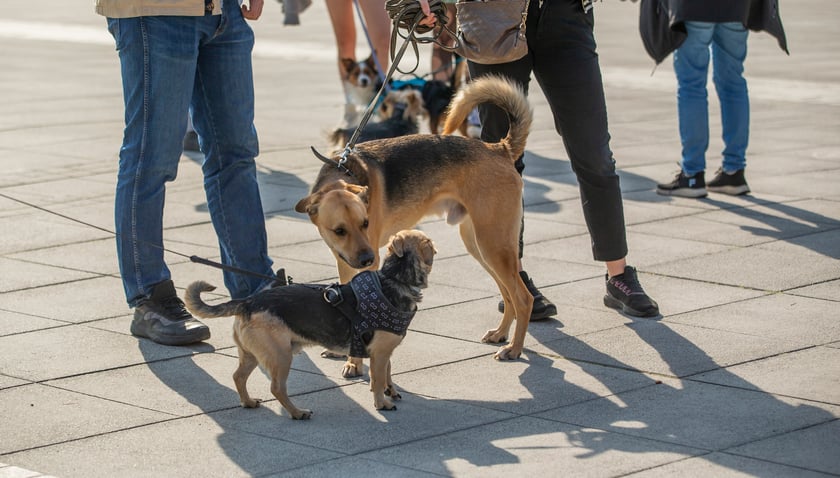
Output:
[469, 0, 628, 262]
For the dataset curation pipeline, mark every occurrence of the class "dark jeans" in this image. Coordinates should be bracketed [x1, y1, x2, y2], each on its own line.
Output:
[469, 0, 627, 262]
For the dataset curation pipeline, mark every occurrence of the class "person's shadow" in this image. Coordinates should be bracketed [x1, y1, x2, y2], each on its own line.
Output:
[704, 194, 840, 259]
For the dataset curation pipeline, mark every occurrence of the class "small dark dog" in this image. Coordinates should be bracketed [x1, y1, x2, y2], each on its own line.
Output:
[184, 229, 436, 420]
[329, 88, 427, 147]
[421, 59, 480, 137]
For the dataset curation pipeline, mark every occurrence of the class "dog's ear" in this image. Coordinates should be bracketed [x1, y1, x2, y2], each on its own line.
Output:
[388, 233, 407, 258]
[294, 194, 319, 215]
[407, 90, 428, 119]
[420, 237, 437, 266]
[345, 183, 369, 206]
[340, 57, 356, 78]
[363, 54, 378, 73]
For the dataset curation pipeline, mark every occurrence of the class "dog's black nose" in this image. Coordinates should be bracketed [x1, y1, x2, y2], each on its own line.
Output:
[358, 250, 375, 268]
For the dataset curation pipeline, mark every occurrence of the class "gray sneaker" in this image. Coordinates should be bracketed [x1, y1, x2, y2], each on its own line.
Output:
[130, 280, 210, 345]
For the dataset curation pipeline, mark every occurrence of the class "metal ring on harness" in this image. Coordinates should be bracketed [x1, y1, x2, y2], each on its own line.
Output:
[323, 284, 344, 305]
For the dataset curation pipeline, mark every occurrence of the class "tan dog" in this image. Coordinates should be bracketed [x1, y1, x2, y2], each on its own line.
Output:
[295, 76, 534, 371]
[184, 230, 436, 420]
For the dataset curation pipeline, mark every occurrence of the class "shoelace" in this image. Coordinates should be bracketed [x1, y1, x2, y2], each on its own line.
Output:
[610, 274, 644, 297]
[161, 296, 193, 321]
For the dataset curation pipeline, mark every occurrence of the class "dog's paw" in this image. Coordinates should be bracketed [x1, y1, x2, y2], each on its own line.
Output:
[481, 329, 508, 344]
[341, 363, 363, 378]
[241, 398, 261, 408]
[493, 345, 522, 361]
[321, 350, 346, 359]
[375, 399, 397, 411]
[292, 409, 313, 420]
[385, 386, 402, 401]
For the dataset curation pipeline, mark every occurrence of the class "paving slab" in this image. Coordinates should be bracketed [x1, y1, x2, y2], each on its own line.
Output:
[727, 420, 840, 475]
[394, 352, 658, 416]
[0, 383, 173, 455]
[358, 415, 702, 477]
[530, 319, 800, 378]
[0, 325, 202, 382]
[693, 346, 840, 404]
[632, 452, 836, 477]
[3, 415, 343, 478]
[535, 379, 840, 451]
[212, 382, 517, 455]
[665, 293, 840, 346]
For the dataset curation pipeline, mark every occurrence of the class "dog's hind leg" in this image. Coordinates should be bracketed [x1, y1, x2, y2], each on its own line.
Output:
[266, 345, 312, 420]
[460, 217, 533, 360]
[233, 348, 261, 408]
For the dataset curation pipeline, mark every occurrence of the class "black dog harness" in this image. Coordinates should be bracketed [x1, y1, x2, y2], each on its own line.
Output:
[324, 271, 416, 358]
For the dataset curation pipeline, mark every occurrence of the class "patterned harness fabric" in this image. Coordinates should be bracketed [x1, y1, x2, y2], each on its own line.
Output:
[345, 271, 416, 358]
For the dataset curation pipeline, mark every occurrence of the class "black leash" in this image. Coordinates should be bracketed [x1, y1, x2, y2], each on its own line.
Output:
[0, 191, 282, 284]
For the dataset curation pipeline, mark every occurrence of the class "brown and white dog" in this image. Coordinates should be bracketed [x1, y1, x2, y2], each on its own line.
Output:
[296, 76, 535, 373]
[340, 55, 382, 128]
[184, 230, 436, 420]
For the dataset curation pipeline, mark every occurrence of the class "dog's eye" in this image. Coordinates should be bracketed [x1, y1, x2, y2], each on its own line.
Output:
[362, 219, 369, 229]
[334, 227, 346, 237]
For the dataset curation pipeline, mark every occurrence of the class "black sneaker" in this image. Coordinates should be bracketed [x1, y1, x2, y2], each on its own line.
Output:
[497, 271, 557, 321]
[131, 279, 211, 345]
[604, 266, 660, 318]
[707, 168, 750, 195]
[656, 170, 707, 198]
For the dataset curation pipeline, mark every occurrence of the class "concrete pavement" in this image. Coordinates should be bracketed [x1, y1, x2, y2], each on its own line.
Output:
[1, 1, 839, 476]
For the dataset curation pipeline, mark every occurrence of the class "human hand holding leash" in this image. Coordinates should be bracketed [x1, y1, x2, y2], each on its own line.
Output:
[416, 0, 438, 28]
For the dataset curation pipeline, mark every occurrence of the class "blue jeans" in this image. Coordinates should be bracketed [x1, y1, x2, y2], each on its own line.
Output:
[674, 21, 749, 176]
[107, 1, 274, 306]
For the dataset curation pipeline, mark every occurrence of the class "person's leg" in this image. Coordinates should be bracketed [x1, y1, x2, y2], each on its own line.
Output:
[712, 22, 749, 173]
[109, 15, 211, 344]
[357, 0, 392, 72]
[431, 2, 457, 81]
[530, 0, 657, 316]
[674, 22, 715, 177]
[326, 0, 357, 63]
[469, 14, 556, 321]
[191, 0, 275, 299]
[110, 16, 196, 306]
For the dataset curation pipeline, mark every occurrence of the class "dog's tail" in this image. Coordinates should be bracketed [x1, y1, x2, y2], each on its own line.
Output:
[184, 281, 247, 319]
[441, 75, 532, 161]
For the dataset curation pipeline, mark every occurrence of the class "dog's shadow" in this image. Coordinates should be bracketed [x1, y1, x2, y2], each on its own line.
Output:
[137, 340, 386, 474]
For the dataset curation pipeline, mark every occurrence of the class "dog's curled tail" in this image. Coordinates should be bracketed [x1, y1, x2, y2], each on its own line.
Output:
[441, 75, 532, 160]
[184, 281, 246, 319]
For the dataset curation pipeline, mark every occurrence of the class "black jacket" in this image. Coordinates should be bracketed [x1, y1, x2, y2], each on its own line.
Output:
[639, 0, 789, 64]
